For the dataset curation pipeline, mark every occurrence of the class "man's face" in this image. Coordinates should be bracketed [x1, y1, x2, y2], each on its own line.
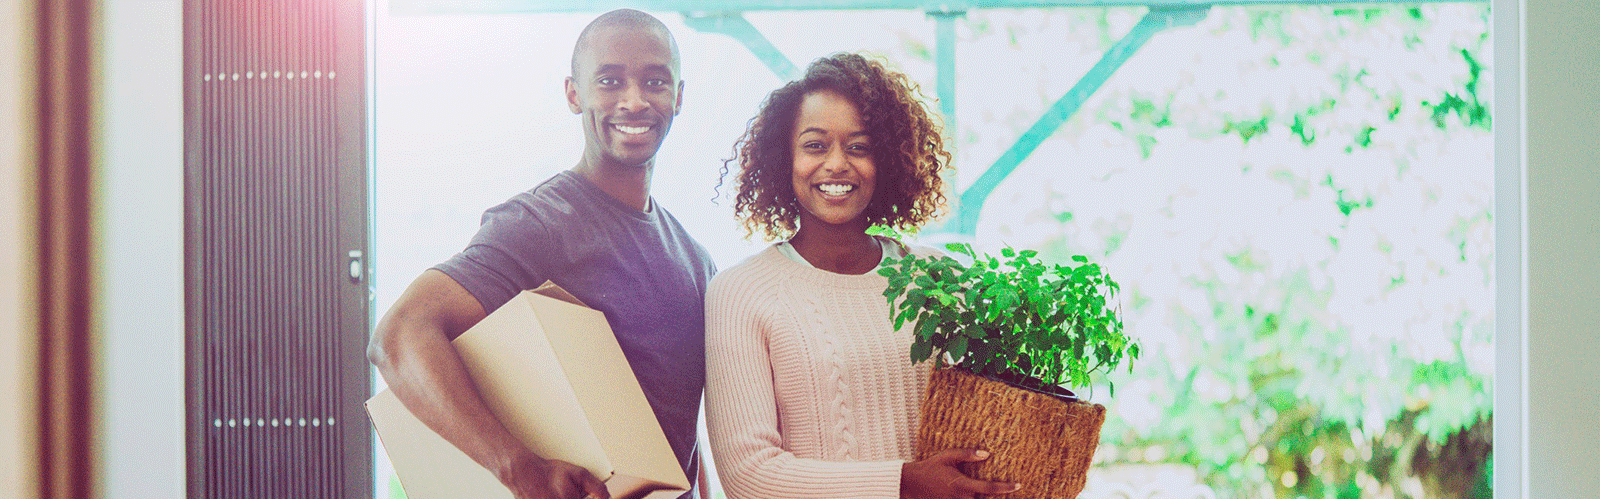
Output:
[566, 26, 682, 169]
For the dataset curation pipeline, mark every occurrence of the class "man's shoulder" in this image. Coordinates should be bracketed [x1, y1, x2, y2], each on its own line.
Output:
[486, 172, 629, 233]
[503, 171, 586, 212]
[650, 202, 714, 251]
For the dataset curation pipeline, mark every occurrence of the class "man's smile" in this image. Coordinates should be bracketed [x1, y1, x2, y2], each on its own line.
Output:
[612, 123, 653, 135]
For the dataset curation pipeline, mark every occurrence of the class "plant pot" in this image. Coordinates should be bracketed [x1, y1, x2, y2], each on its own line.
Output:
[915, 367, 1106, 499]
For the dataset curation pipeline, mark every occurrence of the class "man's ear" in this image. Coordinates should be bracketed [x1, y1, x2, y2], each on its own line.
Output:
[673, 80, 684, 116]
[564, 77, 582, 114]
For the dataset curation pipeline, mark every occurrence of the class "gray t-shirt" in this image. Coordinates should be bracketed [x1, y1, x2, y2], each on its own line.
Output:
[434, 170, 716, 496]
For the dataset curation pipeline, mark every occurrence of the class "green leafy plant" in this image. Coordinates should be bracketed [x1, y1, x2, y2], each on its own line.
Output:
[875, 236, 1140, 396]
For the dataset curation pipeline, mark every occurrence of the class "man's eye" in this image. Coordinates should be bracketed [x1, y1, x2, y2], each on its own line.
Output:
[598, 77, 620, 86]
[645, 78, 668, 87]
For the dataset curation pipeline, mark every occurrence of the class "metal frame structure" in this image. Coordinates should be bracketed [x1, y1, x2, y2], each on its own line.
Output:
[391, 0, 1487, 235]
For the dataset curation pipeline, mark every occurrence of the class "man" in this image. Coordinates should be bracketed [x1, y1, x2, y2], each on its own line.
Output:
[368, 10, 715, 499]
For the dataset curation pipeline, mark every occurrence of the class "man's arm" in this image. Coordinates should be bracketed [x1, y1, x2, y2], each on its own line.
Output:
[368, 269, 609, 499]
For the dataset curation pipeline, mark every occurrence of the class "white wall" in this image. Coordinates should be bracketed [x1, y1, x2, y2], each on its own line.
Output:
[1525, 0, 1600, 496]
[1, 0, 39, 497]
[96, 0, 186, 497]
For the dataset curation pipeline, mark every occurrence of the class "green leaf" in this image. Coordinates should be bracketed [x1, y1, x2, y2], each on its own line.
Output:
[910, 340, 933, 364]
[947, 335, 969, 362]
[944, 242, 976, 259]
[928, 289, 957, 307]
[964, 324, 988, 339]
[889, 274, 910, 289]
[1071, 255, 1089, 263]
[1001, 247, 1016, 258]
[916, 317, 937, 340]
[905, 291, 927, 311]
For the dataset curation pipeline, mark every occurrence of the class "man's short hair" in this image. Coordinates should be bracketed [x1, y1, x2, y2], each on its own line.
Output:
[570, 9, 681, 78]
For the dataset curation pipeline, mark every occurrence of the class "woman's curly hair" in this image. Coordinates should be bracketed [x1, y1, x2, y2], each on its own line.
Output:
[719, 52, 950, 241]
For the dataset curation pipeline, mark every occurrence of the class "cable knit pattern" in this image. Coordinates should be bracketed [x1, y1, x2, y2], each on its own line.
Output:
[705, 244, 935, 499]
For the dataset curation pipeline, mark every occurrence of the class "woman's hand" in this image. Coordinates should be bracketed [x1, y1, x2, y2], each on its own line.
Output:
[900, 449, 1022, 499]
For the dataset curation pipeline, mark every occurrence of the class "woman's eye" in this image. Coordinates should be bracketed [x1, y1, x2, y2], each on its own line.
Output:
[803, 142, 826, 151]
[847, 143, 871, 154]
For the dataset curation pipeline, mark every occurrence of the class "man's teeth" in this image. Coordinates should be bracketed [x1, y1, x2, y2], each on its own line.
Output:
[818, 184, 854, 196]
[613, 124, 651, 135]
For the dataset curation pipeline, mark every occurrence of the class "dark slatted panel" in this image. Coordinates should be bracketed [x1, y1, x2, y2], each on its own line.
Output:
[184, 0, 370, 496]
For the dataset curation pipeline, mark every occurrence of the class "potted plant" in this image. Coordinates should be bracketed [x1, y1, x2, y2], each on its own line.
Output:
[876, 239, 1139, 498]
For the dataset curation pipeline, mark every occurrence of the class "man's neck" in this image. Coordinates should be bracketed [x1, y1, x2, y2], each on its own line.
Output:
[572, 156, 653, 212]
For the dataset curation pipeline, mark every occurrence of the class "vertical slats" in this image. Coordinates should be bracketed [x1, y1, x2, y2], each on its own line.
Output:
[185, 0, 367, 495]
[263, 3, 283, 493]
[316, 0, 337, 490]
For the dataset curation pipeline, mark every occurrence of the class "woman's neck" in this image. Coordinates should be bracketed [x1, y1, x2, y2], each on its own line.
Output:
[789, 221, 880, 275]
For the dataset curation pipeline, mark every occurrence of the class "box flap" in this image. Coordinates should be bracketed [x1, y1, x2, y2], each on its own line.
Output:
[451, 291, 613, 479]
[529, 292, 692, 491]
[531, 280, 586, 308]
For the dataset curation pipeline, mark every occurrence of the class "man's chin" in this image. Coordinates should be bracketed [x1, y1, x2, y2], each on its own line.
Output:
[600, 154, 658, 169]
[602, 145, 663, 168]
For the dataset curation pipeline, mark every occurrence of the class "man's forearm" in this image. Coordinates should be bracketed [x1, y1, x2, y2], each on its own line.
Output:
[375, 325, 534, 474]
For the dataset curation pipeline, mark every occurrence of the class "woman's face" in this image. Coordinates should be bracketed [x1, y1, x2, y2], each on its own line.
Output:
[789, 89, 876, 230]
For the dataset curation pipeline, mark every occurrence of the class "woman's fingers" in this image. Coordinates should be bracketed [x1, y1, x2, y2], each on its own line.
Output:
[932, 448, 990, 465]
[951, 475, 1022, 496]
[931, 449, 1021, 496]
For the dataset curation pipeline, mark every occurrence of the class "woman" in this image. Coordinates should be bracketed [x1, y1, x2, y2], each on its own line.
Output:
[704, 53, 1023, 499]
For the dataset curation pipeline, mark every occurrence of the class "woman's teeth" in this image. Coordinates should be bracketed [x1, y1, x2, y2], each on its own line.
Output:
[818, 184, 854, 196]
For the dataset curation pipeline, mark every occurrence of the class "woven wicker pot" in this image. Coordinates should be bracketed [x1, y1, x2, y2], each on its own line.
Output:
[915, 367, 1106, 499]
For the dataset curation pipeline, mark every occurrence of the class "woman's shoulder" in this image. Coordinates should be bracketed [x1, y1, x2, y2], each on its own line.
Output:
[707, 245, 793, 295]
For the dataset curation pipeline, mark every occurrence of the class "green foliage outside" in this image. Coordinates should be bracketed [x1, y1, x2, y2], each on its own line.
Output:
[943, 5, 1494, 498]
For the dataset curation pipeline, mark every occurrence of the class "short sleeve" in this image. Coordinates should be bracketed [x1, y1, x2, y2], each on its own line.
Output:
[432, 199, 555, 319]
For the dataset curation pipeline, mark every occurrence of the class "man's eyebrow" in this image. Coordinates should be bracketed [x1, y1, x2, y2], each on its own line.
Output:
[593, 63, 674, 77]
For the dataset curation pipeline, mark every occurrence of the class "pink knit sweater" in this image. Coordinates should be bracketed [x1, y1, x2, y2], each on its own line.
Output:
[704, 244, 934, 499]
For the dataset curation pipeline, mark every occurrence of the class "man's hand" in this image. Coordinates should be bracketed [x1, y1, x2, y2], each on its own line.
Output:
[495, 449, 611, 499]
[900, 449, 1022, 499]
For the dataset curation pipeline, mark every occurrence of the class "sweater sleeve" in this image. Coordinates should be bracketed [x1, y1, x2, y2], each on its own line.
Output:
[703, 268, 905, 499]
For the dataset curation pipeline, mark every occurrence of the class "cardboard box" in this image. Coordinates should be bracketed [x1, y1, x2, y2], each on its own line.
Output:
[367, 282, 690, 499]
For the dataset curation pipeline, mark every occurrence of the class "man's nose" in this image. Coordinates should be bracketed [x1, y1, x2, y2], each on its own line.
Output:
[618, 82, 648, 112]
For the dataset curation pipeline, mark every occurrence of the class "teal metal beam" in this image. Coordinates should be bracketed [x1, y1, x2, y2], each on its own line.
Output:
[946, 5, 1209, 235]
[394, 0, 1483, 15]
[930, 10, 963, 135]
[682, 12, 800, 81]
